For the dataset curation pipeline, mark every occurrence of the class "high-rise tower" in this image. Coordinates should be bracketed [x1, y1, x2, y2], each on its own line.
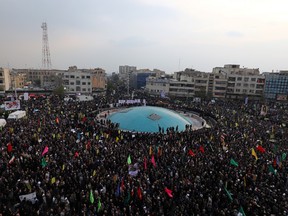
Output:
[41, 22, 52, 69]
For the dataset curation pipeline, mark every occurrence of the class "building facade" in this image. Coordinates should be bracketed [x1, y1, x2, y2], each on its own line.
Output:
[119, 65, 137, 81]
[264, 71, 288, 101]
[212, 64, 265, 100]
[0, 68, 11, 91]
[62, 66, 93, 94]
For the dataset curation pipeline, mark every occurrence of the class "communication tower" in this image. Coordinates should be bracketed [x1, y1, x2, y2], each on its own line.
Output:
[41, 22, 52, 69]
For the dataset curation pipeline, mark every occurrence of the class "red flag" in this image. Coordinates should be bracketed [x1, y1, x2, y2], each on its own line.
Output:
[164, 187, 173, 198]
[273, 158, 277, 167]
[256, 145, 266, 153]
[86, 140, 91, 150]
[137, 187, 142, 200]
[158, 147, 162, 157]
[74, 151, 79, 158]
[144, 157, 147, 170]
[41, 146, 49, 156]
[7, 143, 13, 153]
[151, 155, 156, 167]
[199, 146, 205, 153]
[188, 149, 195, 157]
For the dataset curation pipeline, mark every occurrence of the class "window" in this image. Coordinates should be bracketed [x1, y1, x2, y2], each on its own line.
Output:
[70, 82, 74, 85]
[236, 83, 241, 86]
[244, 77, 249, 82]
[82, 88, 86, 91]
[82, 82, 86, 85]
[237, 77, 242, 81]
[236, 89, 241, 92]
[86, 76, 90, 79]
[70, 75, 75, 78]
[251, 78, 256, 81]
[76, 80, 81, 85]
[82, 76, 85, 79]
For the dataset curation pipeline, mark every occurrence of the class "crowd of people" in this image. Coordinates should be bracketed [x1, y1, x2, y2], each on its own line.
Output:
[0, 94, 288, 215]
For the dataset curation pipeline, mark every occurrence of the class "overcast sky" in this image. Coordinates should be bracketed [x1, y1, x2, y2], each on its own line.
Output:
[1, 0, 288, 74]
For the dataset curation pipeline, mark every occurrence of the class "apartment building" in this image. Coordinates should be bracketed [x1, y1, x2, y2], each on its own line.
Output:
[15, 68, 64, 89]
[130, 69, 165, 89]
[264, 71, 288, 101]
[0, 68, 11, 91]
[62, 66, 93, 94]
[145, 76, 171, 96]
[119, 65, 137, 81]
[212, 64, 265, 100]
[10, 70, 27, 89]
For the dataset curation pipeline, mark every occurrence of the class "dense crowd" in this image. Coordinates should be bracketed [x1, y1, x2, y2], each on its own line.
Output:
[0, 95, 288, 215]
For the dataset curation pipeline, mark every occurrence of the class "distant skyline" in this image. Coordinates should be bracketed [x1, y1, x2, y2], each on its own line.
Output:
[1, 0, 288, 74]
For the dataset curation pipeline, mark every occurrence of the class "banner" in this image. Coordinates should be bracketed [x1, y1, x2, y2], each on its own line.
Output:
[19, 192, 37, 204]
[4, 100, 21, 111]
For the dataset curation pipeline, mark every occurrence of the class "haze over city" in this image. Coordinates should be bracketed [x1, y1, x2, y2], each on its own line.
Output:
[1, 0, 288, 74]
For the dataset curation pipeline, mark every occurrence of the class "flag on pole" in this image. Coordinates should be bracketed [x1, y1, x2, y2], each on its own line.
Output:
[251, 148, 258, 160]
[199, 146, 205, 153]
[90, 189, 94, 204]
[268, 164, 276, 175]
[230, 158, 239, 167]
[127, 155, 132, 165]
[282, 152, 287, 161]
[51, 177, 56, 184]
[41, 158, 47, 167]
[137, 187, 142, 200]
[224, 187, 233, 201]
[151, 155, 156, 167]
[164, 187, 173, 198]
[41, 146, 49, 156]
[238, 206, 246, 216]
[97, 198, 102, 212]
[7, 142, 13, 153]
[256, 145, 266, 153]
[188, 149, 196, 157]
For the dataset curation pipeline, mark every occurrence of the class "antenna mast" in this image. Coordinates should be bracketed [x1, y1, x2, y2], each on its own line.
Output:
[41, 22, 52, 69]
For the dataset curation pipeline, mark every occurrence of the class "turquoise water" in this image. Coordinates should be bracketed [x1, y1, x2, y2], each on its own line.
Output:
[108, 106, 194, 133]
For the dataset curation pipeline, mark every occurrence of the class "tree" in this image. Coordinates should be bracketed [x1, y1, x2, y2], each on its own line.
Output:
[53, 85, 65, 97]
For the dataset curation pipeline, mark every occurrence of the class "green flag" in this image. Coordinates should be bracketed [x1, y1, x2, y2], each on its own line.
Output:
[282, 153, 287, 161]
[97, 198, 102, 212]
[41, 158, 47, 167]
[224, 187, 233, 201]
[239, 206, 246, 216]
[127, 155, 132, 165]
[230, 158, 238, 167]
[124, 192, 131, 205]
[90, 190, 94, 204]
[268, 164, 276, 175]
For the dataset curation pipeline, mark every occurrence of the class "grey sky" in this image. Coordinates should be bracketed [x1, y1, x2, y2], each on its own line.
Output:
[1, 0, 288, 73]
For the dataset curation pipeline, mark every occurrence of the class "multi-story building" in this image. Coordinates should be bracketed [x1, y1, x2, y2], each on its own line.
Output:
[15, 68, 64, 89]
[119, 65, 137, 81]
[212, 64, 265, 100]
[0, 68, 11, 91]
[62, 66, 93, 94]
[145, 75, 171, 96]
[130, 69, 165, 89]
[61, 66, 107, 95]
[81, 67, 107, 94]
[264, 71, 288, 101]
[10, 70, 27, 89]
